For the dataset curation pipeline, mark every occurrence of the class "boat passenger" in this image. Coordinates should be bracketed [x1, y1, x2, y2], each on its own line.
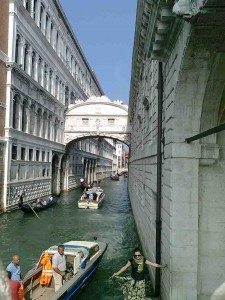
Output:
[49, 195, 53, 201]
[52, 245, 66, 292]
[18, 193, 24, 208]
[83, 188, 88, 199]
[36, 198, 43, 207]
[86, 190, 93, 201]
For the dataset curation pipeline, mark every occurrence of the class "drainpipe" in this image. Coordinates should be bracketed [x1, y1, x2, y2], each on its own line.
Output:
[155, 61, 163, 297]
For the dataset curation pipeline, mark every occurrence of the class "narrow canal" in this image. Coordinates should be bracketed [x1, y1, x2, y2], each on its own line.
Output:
[0, 178, 141, 299]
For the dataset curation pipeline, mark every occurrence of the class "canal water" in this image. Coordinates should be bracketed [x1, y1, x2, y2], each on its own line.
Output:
[0, 178, 143, 299]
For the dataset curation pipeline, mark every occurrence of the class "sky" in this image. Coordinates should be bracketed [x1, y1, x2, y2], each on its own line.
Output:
[59, 0, 137, 104]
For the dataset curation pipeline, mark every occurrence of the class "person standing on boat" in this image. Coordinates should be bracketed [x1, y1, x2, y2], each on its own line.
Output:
[52, 245, 66, 292]
[112, 247, 166, 300]
[6, 255, 22, 300]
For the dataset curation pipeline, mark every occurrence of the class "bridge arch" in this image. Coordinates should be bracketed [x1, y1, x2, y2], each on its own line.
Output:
[64, 96, 130, 146]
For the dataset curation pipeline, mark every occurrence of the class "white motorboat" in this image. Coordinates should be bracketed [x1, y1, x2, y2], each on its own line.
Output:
[78, 187, 105, 209]
[23, 240, 107, 300]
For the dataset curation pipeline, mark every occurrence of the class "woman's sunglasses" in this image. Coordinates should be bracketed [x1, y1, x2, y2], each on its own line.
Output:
[134, 254, 141, 258]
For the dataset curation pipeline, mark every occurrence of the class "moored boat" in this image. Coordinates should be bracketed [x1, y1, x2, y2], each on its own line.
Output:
[18, 195, 58, 213]
[23, 240, 107, 300]
[78, 187, 105, 209]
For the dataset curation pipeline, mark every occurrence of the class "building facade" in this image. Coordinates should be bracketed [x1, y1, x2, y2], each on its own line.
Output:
[0, 0, 9, 212]
[116, 142, 128, 170]
[129, 0, 225, 299]
[66, 137, 116, 189]
[3, 0, 103, 210]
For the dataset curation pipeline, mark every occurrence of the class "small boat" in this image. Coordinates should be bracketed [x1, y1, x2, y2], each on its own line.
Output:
[23, 240, 107, 300]
[18, 195, 58, 213]
[110, 175, 119, 181]
[78, 187, 105, 209]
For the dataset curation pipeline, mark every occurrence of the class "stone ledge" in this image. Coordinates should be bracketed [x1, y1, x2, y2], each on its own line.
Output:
[164, 142, 219, 163]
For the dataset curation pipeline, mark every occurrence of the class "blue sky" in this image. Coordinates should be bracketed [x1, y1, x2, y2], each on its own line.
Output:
[59, 0, 137, 104]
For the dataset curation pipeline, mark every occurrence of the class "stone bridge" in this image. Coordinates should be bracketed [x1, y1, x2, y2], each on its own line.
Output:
[64, 96, 130, 146]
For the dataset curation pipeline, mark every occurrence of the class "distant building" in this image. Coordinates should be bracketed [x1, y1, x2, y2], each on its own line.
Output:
[116, 142, 128, 170]
[66, 137, 116, 189]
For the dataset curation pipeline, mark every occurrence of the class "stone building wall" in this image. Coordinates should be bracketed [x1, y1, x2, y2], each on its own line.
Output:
[129, 0, 225, 299]
[3, 0, 103, 211]
[0, 0, 9, 211]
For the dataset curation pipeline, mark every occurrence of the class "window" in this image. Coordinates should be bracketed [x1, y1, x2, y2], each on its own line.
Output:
[21, 147, 26, 160]
[36, 150, 40, 161]
[82, 118, 89, 125]
[29, 149, 33, 161]
[108, 118, 115, 125]
[12, 145, 17, 160]
[42, 151, 45, 161]
[15, 35, 20, 63]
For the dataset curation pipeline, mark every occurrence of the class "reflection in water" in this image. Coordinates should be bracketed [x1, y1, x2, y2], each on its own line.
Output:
[0, 178, 140, 299]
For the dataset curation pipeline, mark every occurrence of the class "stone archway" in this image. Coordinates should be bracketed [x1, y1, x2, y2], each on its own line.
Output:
[197, 53, 225, 297]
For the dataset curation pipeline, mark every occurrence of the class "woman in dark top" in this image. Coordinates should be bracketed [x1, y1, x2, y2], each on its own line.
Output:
[112, 247, 166, 300]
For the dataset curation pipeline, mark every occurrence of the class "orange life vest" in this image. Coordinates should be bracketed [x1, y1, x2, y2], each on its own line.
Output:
[39, 252, 53, 286]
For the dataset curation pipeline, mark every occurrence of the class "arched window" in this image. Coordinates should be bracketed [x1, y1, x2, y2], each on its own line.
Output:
[39, 5, 44, 28]
[44, 64, 48, 89]
[55, 32, 59, 52]
[30, 104, 35, 134]
[36, 108, 42, 137]
[15, 34, 20, 63]
[49, 69, 53, 93]
[23, 0, 29, 11]
[12, 95, 20, 129]
[48, 115, 52, 140]
[50, 23, 53, 45]
[31, 51, 36, 78]
[24, 43, 29, 72]
[45, 14, 49, 37]
[33, 0, 37, 19]
[38, 58, 42, 83]
[22, 100, 28, 132]
[55, 76, 59, 99]
[54, 118, 58, 142]
[42, 111, 47, 138]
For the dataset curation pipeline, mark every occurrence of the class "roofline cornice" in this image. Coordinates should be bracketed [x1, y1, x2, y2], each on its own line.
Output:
[129, 0, 179, 110]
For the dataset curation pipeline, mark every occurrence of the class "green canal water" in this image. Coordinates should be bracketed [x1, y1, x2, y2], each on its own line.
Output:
[0, 178, 142, 299]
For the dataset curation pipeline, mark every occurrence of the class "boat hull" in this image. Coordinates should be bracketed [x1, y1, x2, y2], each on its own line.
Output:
[19, 196, 58, 213]
[78, 194, 105, 209]
[23, 241, 107, 300]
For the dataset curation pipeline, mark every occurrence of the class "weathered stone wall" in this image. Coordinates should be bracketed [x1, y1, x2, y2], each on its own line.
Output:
[129, 11, 225, 298]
